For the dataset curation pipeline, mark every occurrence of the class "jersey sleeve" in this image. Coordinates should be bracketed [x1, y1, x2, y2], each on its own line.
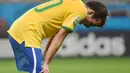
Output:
[61, 13, 83, 32]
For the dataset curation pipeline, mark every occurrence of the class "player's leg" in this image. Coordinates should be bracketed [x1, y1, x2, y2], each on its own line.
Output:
[8, 35, 43, 73]
[23, 47, 43, 73]
[8, 35, 29, 71]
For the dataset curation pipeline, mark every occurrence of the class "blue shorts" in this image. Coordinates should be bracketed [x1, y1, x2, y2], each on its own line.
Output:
[8, 35, 43, 73]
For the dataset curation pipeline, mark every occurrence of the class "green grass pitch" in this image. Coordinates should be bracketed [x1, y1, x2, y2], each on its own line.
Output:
[0, 57, 130, 73]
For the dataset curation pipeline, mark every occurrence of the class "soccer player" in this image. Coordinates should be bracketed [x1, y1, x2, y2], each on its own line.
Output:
[7, 0, 108, 73]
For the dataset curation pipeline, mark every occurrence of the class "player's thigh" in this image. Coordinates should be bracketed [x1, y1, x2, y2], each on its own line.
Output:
[8, 35, 43, 73]
[8, 35, 23, 62]
[23, 47, 43, 73]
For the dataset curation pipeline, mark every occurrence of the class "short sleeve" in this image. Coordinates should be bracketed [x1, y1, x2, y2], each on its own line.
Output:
[62, 13, 83, 32]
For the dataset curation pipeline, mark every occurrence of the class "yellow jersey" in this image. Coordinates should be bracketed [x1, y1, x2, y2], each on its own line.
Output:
[7, 0, 87, 48]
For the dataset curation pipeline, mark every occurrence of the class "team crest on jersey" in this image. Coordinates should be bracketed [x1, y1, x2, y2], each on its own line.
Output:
[73, 16, 82, 26]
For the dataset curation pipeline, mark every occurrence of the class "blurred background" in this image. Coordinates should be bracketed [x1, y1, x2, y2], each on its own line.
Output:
[0, 0, 130, 73]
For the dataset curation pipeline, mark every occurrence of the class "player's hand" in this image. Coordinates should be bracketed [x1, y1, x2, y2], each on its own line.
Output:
[40, 63, 49, 73]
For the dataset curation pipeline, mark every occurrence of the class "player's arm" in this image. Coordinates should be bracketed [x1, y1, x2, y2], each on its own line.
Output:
[43, 37, 54, 59]
[44, 28, 70, 64]
[43, 13, 84, 63]
[41, 28, 70, 73]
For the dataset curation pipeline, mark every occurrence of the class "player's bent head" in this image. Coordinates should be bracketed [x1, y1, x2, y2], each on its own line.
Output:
[83, 1, 108, 28]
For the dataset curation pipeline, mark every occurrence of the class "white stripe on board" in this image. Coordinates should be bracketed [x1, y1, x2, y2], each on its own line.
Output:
[32, 48, 37, 73]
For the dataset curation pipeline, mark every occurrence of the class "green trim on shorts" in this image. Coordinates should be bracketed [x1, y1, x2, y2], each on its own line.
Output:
[34, 0, 63, 12]
[61, 26, 73, 32]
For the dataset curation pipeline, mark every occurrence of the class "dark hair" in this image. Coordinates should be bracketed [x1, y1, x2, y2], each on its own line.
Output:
[86, 1, 108, 27]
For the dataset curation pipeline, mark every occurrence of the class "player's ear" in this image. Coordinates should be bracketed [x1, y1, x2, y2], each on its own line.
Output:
[87, 9, 95, 15]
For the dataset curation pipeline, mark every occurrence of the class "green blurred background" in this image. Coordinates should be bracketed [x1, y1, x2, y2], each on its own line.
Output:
[1, 57, 130, 73]
[0, 0, 130, 73]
